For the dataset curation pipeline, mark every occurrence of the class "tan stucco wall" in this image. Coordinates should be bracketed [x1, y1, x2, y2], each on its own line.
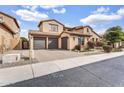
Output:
[83, 27, 92, 35]
[0, 13, 20, 33]
[89, 31, 100, 42]
[0, 25, 13, 50]
[77, 27, 101, 43]
[69, 36, 78, 50]
[39, 20, 64, 34]
[0, 13, 20, 51]
[83, 27, 100, 42]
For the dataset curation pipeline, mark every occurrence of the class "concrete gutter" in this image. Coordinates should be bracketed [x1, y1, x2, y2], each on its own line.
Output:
[0, 52, 124, 86]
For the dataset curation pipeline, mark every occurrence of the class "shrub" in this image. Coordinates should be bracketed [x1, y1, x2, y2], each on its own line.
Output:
[103, 45, 112, 53]
[74, 45, 80, 50]
[96, 41, 104, 47]
[87, 41, 95, 49]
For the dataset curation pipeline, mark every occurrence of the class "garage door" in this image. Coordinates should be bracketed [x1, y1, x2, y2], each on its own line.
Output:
[61, 37, 68, 49]
[48, 38, 58, 49]
[34, 37, 45, 49]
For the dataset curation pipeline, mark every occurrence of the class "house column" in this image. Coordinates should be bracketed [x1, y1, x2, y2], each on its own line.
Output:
[29, 35, 34, 60]
[46, 37, 48, 49]
[68, 36, 71, 50]
[58, 37, 61, 49]
[84, 37, 88, 46]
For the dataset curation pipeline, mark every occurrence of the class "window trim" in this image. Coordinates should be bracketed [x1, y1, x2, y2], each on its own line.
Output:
[49, 24, 58, 32]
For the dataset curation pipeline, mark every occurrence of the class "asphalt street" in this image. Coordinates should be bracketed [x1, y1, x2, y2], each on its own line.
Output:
[6, 55, 124, 87]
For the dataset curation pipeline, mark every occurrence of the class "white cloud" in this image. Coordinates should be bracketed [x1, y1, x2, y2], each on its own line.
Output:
[117, 7, 124, 16]
[17, 20, 21, 25]
[40, 5, 63, 9]
[80, 7, 123, 25]
[14, 9, 48, 22]
[80, 14, 121, 24]
[20, 29, 28, 38]
[65, 23, 74, 27]
[52, 8, 66, 14]
[22, 5, 39, 11]
[21, 29, 27, 32]
[95, 28, 107, 35]
[92, 7, 110, 14]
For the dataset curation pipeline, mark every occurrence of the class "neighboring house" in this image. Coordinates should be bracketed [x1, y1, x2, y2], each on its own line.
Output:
[29, 19, 101, 50]
[0, 12, 20, 52]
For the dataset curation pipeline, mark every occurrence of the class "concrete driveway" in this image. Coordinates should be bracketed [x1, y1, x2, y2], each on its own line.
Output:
[6, 55, 124, 87]
[2, 49, 102, 62]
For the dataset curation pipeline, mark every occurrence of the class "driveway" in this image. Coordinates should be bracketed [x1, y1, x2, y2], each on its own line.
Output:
[6, 55, 124, 87]
[2, 49, 102, 62]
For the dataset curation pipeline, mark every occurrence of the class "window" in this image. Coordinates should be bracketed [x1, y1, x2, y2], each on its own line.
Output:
[87, 28, 89, 33]
[96, 38, 98, 42]
[78, 37, 84, 45]
[92, 38, 95, 42]
[80, 30, 83, 33]
[50, 24, 58, 32]
[73, 37, 75, 40]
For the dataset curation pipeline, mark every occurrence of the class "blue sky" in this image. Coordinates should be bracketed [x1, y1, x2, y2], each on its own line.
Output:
[0, 5, 124, 38]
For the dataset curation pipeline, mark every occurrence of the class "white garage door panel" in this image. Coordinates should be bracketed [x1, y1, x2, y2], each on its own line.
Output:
[34, 38, 45, 49]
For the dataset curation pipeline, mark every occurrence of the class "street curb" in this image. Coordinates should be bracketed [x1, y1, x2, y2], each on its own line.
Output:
[0, 52, 124, 86]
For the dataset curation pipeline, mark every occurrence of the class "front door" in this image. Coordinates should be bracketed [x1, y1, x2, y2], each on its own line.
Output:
[61, 37, 68, 49]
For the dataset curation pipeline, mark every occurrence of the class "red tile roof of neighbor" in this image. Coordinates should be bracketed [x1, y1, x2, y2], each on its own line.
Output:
[0, 11, 20, 28]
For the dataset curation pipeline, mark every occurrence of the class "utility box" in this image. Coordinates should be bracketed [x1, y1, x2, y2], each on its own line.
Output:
[2, 54, 21, 64]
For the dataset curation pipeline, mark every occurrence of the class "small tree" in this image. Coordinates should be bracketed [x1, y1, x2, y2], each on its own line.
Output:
[104, 26, 124, 48]
[21, 37, 28, 42]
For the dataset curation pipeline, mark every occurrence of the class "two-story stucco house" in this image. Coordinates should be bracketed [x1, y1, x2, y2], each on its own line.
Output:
[0, 12, 20, 52]
[29, 19, 101, 50]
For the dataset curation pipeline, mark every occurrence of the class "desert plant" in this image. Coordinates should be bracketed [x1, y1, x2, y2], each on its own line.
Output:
[103, 45, 112, 53]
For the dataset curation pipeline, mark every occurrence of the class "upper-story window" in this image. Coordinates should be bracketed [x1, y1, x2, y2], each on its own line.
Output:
[87, 28, 90, 33]
[80, 30, 83, 33]
[50, 24, 58, 32]
[92, 38, 95, 42]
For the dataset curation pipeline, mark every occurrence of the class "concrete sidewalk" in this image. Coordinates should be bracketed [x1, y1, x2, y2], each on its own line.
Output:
[0, 52, 124, 86]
